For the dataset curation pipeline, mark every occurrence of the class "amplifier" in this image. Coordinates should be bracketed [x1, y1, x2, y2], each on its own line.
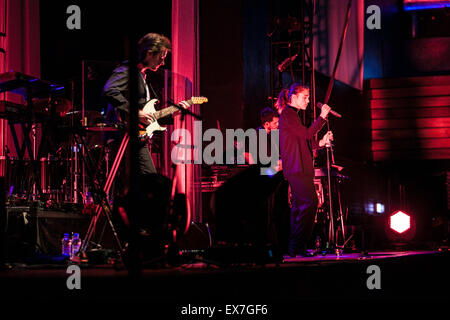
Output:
[2, 207, 91, 262]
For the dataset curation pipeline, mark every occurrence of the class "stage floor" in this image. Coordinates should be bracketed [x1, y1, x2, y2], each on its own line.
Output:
[282, 250, 440, 263]
[1, 249, 449, 318]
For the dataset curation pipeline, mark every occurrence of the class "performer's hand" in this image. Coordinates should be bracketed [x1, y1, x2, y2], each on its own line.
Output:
[319, 131, 333, 147]
[138, 109, 155, 125]
[320, 104, 332, 119]
[173, 101, 191, 118]
[179, 101, 190, 109]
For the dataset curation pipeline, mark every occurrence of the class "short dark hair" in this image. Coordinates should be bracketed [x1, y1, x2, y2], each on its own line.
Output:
[137, 33, 172, 62]
[260, 107, 278, 125]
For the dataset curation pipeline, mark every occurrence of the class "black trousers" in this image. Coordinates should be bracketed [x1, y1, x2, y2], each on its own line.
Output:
[112, 138, 156, 198]
[137, 142, 156, 175]
[285, 173, 318, 251]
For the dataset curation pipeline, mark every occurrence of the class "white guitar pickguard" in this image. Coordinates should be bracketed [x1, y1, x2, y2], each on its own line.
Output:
[142, 98, 167, 138]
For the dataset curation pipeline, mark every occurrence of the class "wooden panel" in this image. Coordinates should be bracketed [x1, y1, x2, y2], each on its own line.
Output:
[370, 96, 450, 109]
[369, 85, 450, 99]
[372, 128, 450, 140]
[368, 75, 450, 161]
[447, 171, 450, 210]
[373, 149, 450, 161]
[371, 107, 450, 119]
[372, 138, 450, 151]
[367, 75, 450, 89]
[372, 117, 450, 129]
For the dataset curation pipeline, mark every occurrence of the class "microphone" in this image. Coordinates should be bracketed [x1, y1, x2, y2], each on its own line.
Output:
[317, 102, 342, 118]
[277, 54, 298, 72]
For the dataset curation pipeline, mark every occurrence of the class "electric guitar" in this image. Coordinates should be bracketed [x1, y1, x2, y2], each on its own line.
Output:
[138, 96, 208, 139]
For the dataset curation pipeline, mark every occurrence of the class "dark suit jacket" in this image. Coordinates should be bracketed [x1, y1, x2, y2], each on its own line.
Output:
[103, 63, 149, 122]
[279, 106, 326, 177]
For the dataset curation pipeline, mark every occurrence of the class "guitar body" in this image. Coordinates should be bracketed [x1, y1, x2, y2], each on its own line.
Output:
[142, 99, 167, 138]
[139, 96, 207, 139]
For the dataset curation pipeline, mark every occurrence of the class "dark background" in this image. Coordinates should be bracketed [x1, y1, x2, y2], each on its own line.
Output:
[40, 0, 450, 248]
[40, 1, 172, 110]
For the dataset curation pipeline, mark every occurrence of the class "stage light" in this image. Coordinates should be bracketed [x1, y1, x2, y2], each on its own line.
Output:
[403, 0, 450, 11]
[389, 211, 411, 234]
[376, 203, 385, 214]
[385, 210, 416, 245]
[365, 202, 375, 215]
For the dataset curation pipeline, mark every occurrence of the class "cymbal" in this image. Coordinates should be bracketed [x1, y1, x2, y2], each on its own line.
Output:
[32, 97, 72, 114]
[63, 110, 99, 117]
[62, 110, 103, 119]
[84, 123, 119, 132]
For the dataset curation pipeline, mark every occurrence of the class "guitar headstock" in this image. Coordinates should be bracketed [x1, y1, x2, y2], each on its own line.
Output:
[190, 96, 208, 105]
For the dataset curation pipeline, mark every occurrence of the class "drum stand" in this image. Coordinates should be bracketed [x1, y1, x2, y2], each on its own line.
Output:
[75, 131, 128, 262]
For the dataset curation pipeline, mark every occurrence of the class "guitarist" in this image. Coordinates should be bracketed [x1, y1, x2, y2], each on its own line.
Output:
[103, 33, 192, 269]
[103, 33, 189, 175]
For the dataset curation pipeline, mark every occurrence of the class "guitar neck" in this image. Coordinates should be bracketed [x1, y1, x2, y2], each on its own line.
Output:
[153, 100, 193, 120]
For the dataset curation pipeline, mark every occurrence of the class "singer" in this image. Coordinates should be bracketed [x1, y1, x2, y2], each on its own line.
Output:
[279, 83, 333, 257]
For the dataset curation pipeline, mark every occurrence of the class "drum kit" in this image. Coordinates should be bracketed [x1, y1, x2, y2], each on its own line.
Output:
[0, 72, 121, 207]
[37, 112, 120, 207]
[0, 72, 194, 264]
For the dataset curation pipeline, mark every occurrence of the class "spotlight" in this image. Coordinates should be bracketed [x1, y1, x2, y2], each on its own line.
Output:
[386, 210, 416, 243]
[365, 202, 375, 215]
[376, 203, 385, 214]
[389, 211, 410, 234]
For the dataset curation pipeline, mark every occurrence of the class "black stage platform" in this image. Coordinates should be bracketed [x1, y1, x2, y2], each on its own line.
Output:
[1, 250, 449, 317]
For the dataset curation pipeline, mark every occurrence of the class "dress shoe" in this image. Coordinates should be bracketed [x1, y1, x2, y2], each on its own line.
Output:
[287, 247, 317, 258]
[298, 249, 317, 257]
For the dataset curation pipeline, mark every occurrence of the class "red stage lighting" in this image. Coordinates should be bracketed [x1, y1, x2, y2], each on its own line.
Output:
[385, 210, 416, 244]
[389, 211, 411, 234]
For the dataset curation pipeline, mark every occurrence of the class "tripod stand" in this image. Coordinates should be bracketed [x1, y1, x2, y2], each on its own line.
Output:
[75, 129, 127, 262]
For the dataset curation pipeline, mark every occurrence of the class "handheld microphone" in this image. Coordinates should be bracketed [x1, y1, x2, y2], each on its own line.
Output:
[317, 102, 342, 118]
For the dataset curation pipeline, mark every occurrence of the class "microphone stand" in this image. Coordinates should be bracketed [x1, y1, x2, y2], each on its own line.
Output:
[324, 117, 336, 253]
[323, 115, 346, 256]
[316, 0, 352, 256]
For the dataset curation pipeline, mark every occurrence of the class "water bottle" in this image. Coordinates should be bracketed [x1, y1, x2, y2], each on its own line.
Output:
[70, 233, 82, 260]
[315, 236, 322, 254]
[62, 233, 71, 257]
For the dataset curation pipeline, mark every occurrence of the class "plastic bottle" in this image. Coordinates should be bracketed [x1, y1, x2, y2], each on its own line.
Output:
[62, 233, 71, 257]
[315, 235, 322, 253]
[70, 233, 82, 260]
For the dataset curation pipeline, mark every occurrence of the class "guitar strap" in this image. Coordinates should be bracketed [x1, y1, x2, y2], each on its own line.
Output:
[148, 81, 159, 100]
[139, 72, 152, 101]
[142, 70, 159, 101]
